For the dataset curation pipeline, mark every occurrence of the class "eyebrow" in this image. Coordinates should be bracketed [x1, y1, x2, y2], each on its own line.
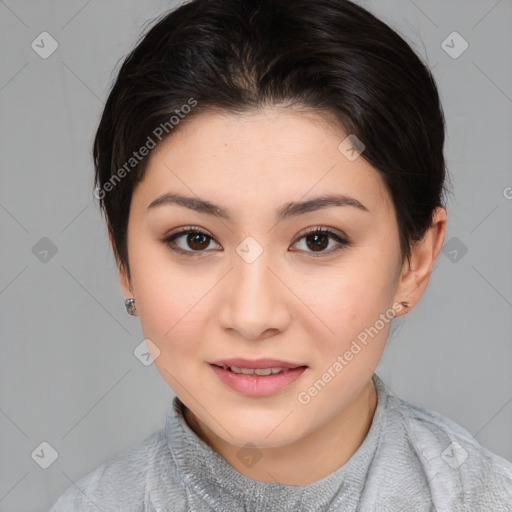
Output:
[147, 192, 370, 222]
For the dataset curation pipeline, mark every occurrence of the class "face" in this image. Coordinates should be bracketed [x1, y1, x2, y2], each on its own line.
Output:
[118, 107, 407, 448]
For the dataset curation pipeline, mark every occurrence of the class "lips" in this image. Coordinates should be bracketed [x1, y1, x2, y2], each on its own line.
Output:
[209, 358, 307, 369]
[209, 361, 308, 396]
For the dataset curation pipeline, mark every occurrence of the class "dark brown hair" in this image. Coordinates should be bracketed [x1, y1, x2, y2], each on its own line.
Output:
[93, 0, 449, 279]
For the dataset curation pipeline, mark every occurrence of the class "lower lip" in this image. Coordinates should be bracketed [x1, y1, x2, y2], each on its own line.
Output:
[209, 364, 308, 396]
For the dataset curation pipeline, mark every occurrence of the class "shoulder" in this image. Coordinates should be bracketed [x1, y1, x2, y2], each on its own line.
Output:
[388, 391, 512, 509]
[49, 428, 169, 512]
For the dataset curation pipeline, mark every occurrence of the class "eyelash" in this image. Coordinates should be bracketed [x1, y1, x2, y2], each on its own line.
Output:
[163, 226, 350, 258]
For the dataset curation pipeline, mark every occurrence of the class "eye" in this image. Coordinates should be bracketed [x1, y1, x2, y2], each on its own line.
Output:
[163, 226, 350, 258]
[291, 227, 350, 257]
[163, 226, 220, 256]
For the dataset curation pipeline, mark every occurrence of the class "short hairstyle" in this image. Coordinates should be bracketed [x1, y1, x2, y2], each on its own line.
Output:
[93, 0, 449, 279]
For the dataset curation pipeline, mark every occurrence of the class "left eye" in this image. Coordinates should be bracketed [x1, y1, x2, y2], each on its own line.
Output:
[292, 228, 350, 256]
[163, 227, 349, 257]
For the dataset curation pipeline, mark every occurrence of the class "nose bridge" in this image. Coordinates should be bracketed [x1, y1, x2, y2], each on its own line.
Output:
[233, 239, 276, 306]
[231, 231, 272, 281]
[221, 239, 286, 339]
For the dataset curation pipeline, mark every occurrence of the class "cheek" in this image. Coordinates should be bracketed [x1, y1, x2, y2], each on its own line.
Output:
[140, 289, 205, 349]
[308, 257, 393, 315]
[130, 252, 208, 355]
[138, 279, 209, 386]
[297, 254, 397, 354]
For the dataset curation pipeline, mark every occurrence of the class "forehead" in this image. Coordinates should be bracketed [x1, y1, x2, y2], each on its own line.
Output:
[133, 107, 394, 219]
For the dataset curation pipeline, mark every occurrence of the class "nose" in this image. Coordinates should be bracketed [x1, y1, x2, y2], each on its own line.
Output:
[217, 247, 290, 341]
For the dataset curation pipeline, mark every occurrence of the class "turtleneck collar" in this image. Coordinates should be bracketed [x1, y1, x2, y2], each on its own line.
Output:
[163, 373, 390, 510]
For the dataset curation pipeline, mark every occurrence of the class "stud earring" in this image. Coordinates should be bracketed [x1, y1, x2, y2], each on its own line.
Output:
[124, 298, 136, 315]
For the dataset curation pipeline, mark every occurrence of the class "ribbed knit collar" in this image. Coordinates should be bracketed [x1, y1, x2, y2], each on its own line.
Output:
[164, 373, 390, 511]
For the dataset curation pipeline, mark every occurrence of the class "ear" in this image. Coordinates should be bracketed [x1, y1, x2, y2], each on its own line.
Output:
[393, 207, 447, 317]
[108, 229, 138, 315]
[117, 261, 133, 300]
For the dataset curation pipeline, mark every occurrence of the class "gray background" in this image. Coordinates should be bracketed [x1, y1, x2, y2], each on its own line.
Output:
[1, 1, 511, 510]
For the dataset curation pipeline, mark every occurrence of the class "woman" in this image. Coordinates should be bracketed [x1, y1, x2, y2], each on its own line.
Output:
[50, 0, 512, 510]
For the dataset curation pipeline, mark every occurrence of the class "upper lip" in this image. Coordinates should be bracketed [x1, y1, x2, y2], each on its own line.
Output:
[209, 358, 307, 369]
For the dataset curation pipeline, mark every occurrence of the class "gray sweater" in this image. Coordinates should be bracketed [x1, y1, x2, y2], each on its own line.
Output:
[49, 373, 512, 511]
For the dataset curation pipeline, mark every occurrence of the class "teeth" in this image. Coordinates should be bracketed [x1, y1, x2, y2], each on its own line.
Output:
[255, 368, 273, 376]
[224, 365, 290, 375]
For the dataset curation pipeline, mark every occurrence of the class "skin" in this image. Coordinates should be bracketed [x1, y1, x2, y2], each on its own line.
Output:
[114, 106, 447, 486]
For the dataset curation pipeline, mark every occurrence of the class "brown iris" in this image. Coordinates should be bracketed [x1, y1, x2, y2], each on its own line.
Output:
[305, 233, 329, 252]
[187, 232, 210, 250]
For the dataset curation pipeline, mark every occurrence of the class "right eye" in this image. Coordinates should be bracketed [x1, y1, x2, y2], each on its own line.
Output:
[163, 226, 221, 256]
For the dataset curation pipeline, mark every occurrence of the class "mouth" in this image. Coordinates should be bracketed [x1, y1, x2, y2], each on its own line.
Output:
[209, 357, 307, 370]
[208, 358, 308, 396]
[210, 364, 304, 376]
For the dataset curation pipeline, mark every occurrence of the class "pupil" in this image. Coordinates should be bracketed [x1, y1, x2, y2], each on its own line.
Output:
[188, 233, 209, 250]
[307, 234, 328, 252]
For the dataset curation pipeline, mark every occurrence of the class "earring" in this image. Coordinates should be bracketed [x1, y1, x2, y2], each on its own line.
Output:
[124, 298, 136, 315]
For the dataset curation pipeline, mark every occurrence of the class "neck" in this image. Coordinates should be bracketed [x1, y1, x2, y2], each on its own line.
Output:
[183, 377, 378, 486]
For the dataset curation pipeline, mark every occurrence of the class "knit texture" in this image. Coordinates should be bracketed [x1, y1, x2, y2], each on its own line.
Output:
[49, 373, 512, 511]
